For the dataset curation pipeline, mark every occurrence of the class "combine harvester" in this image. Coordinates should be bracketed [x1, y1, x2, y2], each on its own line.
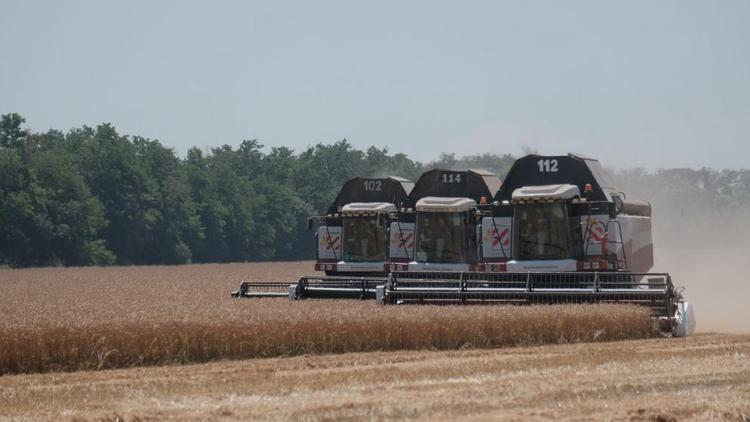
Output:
[378, 154, 695, 336]
[385, 168, 502, 272]
[232, 176, 412, 299]
[233, 154, 695, 337]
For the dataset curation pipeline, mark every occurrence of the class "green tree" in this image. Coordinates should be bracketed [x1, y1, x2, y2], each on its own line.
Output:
[24, 133, 113, 265]
[0, 148, 50, 266]
[133, 137, 202, 264]
[0, 113, 28, 148]
[78, 124, 159, 264]
[185, 145, 264, 262]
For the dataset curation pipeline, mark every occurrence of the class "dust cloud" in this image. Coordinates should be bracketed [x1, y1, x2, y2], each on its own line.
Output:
[654, 246, 749, 333]
[652, 203, 750, 333]
[649, 195, 749, 333]
[612, 169, 750, 333]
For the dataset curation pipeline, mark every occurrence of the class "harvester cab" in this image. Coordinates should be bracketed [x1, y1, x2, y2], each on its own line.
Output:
[387, 169, 502, 272]
[311, 176, 413, 276]
[482, 153, 652, 274]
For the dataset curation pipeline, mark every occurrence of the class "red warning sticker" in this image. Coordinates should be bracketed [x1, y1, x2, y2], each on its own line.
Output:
[323, 233, 340, 250]
[491, 227, 510, 248]
[398, 232, 414, 249]
[589, 223, 606, 243]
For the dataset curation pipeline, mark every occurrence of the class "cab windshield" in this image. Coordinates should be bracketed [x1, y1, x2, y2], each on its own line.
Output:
[415, 212, 466, 263]
[513, 203, 577, 260]
[342, 216, 386, 262]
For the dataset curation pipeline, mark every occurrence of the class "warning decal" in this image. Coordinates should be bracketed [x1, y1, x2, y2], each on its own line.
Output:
[588, 223, 606, 243]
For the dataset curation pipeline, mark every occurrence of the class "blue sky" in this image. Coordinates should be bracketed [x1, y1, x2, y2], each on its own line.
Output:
[1, 1, 748, 169]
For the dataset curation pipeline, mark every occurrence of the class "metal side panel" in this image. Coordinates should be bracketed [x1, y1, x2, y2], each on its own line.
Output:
[334, 261, 387, 273]
[506, 259, 577, 272]
[408, 262, 472, 272]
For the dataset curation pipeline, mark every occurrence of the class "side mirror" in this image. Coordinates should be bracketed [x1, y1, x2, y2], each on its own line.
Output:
[613, 196, 624, 213]
[306, 217, 314, 231]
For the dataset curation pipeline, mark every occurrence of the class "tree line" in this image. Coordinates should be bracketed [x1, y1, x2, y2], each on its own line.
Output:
[1, 113, 747, 267]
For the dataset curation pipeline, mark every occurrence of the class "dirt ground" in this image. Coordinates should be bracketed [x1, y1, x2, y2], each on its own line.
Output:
[0, 333, 748, 421]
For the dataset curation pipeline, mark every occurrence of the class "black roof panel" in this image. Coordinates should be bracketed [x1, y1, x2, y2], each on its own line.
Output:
[408, 169, 501, 206]
[328, 176, 413, 213]
[495, 154, 617, 202]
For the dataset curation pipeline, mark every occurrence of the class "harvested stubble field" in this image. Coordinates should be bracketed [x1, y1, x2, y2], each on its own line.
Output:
[0, 262, 654, 375]
[2, 333, 749, 421]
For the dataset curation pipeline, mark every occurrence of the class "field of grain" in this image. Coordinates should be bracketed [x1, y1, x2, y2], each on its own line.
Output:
[0, 262, 654, 375]
[1, 251, 750, 420]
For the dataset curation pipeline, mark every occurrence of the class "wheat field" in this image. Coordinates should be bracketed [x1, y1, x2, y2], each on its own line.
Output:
[0, 261, 655, 375]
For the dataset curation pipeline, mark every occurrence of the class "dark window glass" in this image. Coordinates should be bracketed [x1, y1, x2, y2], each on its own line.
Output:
[415, 212, 466, 263]
[342, 216, 386, 262]
[513, 203, 576, 260]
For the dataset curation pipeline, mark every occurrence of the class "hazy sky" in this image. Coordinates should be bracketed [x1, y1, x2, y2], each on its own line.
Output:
[1, 1, 748, 169]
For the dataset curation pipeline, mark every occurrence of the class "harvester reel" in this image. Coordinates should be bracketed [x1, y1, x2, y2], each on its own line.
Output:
[376, 271, 693, 337]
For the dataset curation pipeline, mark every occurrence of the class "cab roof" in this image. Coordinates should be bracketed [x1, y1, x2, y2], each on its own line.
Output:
[495, 154, 618, 202]
[408, 169, 502, 207]
[415, 197, 477, 213]
[328, 176, 413, 214]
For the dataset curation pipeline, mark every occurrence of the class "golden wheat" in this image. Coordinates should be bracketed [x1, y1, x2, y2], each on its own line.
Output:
[0, 262, 656, 375]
